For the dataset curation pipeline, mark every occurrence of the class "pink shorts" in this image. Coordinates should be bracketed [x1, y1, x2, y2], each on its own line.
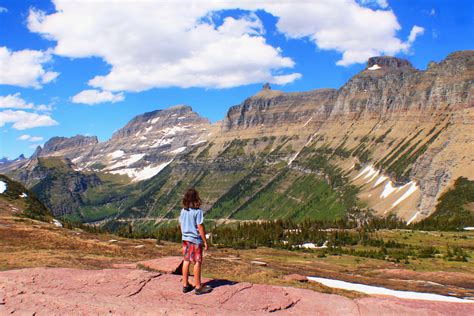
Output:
[182, 241, 203, 263]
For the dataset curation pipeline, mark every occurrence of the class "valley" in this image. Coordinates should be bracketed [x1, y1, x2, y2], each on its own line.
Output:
[1, 51, 473, 232]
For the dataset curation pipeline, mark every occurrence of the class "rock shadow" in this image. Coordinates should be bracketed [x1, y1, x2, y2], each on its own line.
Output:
[204, 279, 238, 289]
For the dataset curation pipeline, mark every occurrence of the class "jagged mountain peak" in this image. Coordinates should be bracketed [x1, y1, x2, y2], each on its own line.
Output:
[30, 146, 42, 159]
[366, 56, 414, 70]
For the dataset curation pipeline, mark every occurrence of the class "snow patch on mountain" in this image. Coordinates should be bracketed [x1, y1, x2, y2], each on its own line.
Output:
[191, 140, 207, 146]
[373, 175, 388, 188]
[0, 181, 6, 194]
[391, 181, 418, 208]
[109, 150, 125, 159]
[107, 153, 145, 169]
[368, 64, 381, 70]
[380, 181, 397, 199]
[110, 160, 172, 182]
[169, 147, 186, 154]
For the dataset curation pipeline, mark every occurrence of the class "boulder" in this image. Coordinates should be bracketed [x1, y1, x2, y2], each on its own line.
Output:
[250, 260, 267, 266]
[137, 256, 183, 274]
[283, 274, 308, 282]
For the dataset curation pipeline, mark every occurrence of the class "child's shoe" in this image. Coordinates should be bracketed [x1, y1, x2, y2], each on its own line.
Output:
[195, 285, 213, 295]
[183, 284, 195, 293]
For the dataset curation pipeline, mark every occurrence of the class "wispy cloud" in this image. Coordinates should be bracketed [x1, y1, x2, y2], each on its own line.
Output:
[71, 89, 125, 105]
[18, 134, 43, 142]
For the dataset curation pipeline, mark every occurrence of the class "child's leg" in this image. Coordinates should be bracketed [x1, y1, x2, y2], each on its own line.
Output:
[193, 262, 201, 288]
[182, 260, 191, 287]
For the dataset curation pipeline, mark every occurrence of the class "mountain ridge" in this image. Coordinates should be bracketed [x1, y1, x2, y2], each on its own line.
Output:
[1, 50, 473, 225]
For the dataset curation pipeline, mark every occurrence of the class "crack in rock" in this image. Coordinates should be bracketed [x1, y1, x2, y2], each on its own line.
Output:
[268, 297, 301, 313]
[126, 274, 161, 297]
[219, 284, 254, 305]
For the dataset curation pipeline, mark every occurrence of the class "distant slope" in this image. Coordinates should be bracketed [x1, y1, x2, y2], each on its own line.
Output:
[0, 174, 52, 221]
[415, 177, 474, 230]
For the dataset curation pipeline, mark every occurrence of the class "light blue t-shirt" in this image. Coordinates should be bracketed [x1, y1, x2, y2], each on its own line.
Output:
[179, 208, 204, 245]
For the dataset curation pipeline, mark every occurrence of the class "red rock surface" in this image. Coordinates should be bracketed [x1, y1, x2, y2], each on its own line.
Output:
[283, 274, 308, 282]
[0, 267, 473, 315]
[137, 256, 183, 274]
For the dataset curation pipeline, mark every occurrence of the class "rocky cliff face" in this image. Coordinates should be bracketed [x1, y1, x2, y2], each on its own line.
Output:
[41, 135, 99, 157]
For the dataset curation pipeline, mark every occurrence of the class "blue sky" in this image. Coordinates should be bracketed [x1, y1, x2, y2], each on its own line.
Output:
[0, 0, 472, 159]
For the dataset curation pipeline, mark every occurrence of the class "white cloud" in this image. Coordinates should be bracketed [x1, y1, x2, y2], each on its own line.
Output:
[408, 25, 425, 43]
[71, 89, 125, 105]
[27, 0, 299, 91]
[18, 134, 31, 140]
[256, 1, 418, 66]
[0, 110, 58, 130]
[0, 93, 52, 111]
[0, 47, 59, 88]
[0, 7, 7, 13]
[430, 8, 436, 16]
[0, 93, 34, 109]
[27, 0, 421, 92]
[18, 134, 43, 142]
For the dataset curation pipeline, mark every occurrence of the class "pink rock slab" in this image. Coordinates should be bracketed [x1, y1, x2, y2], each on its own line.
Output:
[0, 267, 473, 315]
[137, 256, 183, 274]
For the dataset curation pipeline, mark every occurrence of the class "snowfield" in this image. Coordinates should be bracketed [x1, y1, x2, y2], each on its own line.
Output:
[0, 180, 6, 194]
[307, 277, 474, 303]
[407, 211, 421, 225]
[391, 181, 418, 208]
[109, 150, 125, 159]
[380, 181, 397, 199]
[107, 153, 145, 170]
[368, 64, 381, 70]
[169, 147, 186, 154]
[373, 175, 388, 188]
[110, 160, 172, 182]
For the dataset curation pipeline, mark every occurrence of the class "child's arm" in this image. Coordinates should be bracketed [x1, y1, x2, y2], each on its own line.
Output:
[197, 224, 208, 251]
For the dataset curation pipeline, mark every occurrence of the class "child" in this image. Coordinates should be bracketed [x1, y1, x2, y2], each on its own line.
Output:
[179, 188, 212, 295]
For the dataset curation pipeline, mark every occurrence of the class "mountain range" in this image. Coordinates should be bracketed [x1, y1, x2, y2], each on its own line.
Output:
[1, 50, 473, 230]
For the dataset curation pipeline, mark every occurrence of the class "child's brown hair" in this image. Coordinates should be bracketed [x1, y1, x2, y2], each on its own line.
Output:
[182, 188, 201, 209]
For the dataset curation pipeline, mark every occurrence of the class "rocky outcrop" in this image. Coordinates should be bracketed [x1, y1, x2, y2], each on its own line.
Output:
[222, 88, 336, 131]
[1, 267, 473, 315]
[367, 56, 414, 70]
[136, 256, 183, 274]
[41, 135, 99, 157]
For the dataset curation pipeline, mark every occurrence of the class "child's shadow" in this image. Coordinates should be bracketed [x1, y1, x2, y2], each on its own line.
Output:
[204, 279, 238, 289]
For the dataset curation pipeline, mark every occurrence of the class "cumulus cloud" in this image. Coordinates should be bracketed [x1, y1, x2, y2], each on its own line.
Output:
[27, 0, 422, 91]
[0, 47, 59, 88]
[408, 25, 425, 43]
[18, 134, 43, 142]
[27, 0, 299, 91]
[0, 93, 34, 109]
[0, 93, 52, 111]
[71, 89, 125, 105]
[0, 110, 58, 130]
